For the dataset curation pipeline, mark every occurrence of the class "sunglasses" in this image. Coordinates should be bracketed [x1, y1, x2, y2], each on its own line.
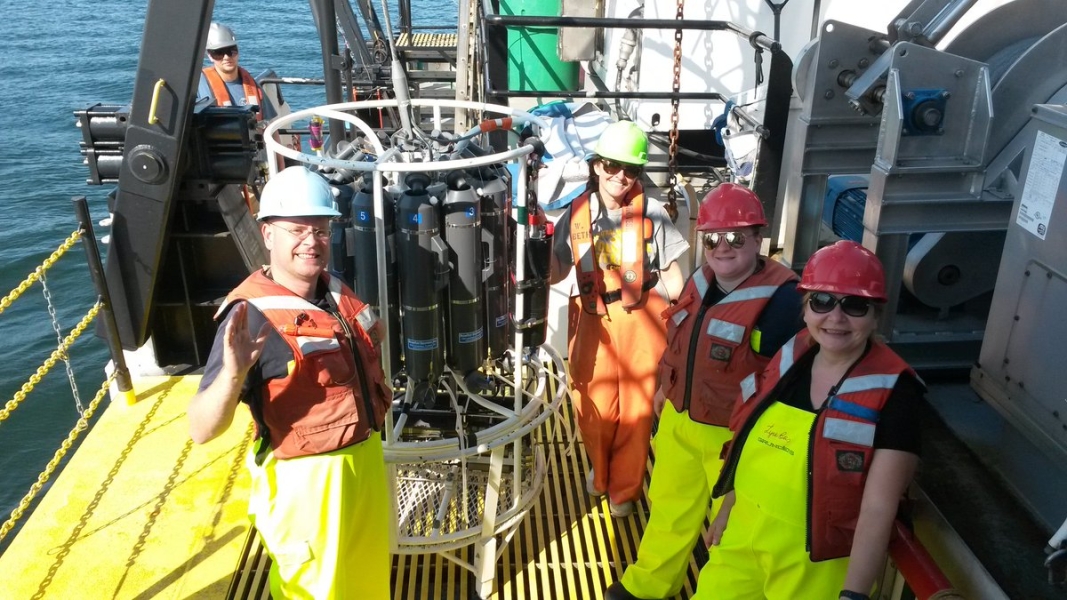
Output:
[807, 292, 873, 318]
[208, 46, 238, 59]
[599, 159, 642, 178]
[702, 231, 747, 250]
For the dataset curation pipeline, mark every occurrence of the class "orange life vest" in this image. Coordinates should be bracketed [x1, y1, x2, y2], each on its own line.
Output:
[715, 329, 919, 560]
[219, 269, 391, 460]
[569, 183, 654, 315]
[659, 259, 797, 426]
[202, 66, 264, 121]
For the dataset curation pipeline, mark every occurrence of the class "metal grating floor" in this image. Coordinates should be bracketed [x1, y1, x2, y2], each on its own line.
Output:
[227, 408, 706, 600]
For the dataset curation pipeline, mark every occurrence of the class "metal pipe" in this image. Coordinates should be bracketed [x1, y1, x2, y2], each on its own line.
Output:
[925, 0, 981, 45]
[310, 0, 347, 153]
[73, 196, 135, 404]
[489, 90, 729, 100]
[484, 14, 780, 52]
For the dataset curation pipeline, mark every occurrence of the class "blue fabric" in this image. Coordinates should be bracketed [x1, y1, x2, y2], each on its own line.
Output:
[827, 396, 881, 423]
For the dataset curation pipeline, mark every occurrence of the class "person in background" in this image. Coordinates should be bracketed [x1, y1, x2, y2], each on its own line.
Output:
[549, 121, 688, 518]
[607, 183, 803, 600]
[187, 166, 391, 599]
[198, 22, 278, 121]
[700, 240, 924, 600]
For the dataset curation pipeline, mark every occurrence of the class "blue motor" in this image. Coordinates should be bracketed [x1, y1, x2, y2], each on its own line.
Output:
[822, 176, 869, 242]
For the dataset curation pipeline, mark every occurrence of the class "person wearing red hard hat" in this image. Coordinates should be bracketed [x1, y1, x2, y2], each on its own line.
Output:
[607, 182, 803, 600]
[550, 121, 689, 519]
[698, 240, 924, 600]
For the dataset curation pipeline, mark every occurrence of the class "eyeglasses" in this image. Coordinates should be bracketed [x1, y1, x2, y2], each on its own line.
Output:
[599, 159, 642, 178]
[702, 231, 748, 250]
[208, 46, 238, 59]
[807, 292, 873, 318]
[272, 223, 331, 242]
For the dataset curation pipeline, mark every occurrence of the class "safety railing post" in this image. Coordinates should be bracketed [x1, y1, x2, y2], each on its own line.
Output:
[72, 196, 137, 405]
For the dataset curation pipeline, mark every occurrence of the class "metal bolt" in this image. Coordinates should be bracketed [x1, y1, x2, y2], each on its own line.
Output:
[937, 128, 945, 135]
[858, 58, 869, 69]
[847, 99, 865, 113]
[1014, 315, 1020, 321]
[1025, 270, 1031, 276]
[904, 91, 916, 100]
[824, 89, 835, 100]
[941, 91, 951, 99]
[954, 69, 964, 78]
[828, 59, 839, 69]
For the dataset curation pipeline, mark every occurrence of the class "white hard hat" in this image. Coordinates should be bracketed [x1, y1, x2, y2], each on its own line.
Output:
[206, 22, 238, 51]
[257, 167, 341, 221]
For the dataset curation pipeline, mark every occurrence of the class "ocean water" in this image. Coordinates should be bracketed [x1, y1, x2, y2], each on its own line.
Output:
[0, 0, 456, 551]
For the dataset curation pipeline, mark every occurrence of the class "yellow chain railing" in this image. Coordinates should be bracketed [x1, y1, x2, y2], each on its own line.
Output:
[0, 229, 82, 318]
[0, 370, 117, 543]
[0, 302, 101, 424]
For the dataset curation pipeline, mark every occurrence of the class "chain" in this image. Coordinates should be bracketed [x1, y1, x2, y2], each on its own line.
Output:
[0, 302, 100, 424]
[666, 0, 685, 223]
[0, 370, 116, 543]
[0, 230, 82, 317]
[41, 272, 85, 415]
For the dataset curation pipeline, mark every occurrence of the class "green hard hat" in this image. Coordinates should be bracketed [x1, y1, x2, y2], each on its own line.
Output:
[593, 121, 648, 166]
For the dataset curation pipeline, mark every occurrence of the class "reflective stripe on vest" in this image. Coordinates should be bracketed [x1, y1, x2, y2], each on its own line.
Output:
[706, 318, 745, 344]
[202, 66, 263, 121]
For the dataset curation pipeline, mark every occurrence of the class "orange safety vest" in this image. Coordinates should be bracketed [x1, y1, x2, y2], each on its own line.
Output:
[569, 183, 653, 315]
[218, 269, 391, 460]
[202, 66, 264, 121]
[659, 259, 797, 426]
[714, 330, 919, 560]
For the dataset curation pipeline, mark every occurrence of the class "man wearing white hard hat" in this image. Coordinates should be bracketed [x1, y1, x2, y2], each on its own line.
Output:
[188, 167, 392, 598]
[197, 22, 277, 121]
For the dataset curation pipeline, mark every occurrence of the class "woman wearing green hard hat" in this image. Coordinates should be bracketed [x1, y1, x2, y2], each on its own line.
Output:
[550, 121, 688, 518]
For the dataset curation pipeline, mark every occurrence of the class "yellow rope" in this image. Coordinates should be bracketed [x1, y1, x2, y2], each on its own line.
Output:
[0, 302, 100, 424]
[0, 370, 117, 543]
[0, 230, 83, 318]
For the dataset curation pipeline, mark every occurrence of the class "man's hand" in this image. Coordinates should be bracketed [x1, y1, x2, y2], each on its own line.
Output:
[222, 302, 269, 378]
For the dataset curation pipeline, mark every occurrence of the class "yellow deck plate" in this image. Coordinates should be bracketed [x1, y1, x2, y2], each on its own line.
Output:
[0, 375, 706, 599]
[0, 376, 255, 599]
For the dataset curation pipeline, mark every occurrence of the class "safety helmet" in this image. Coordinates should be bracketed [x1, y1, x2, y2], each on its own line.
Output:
[593, 121, 648, 166]
[206, 22, 238, 51]
[257, 167, 341, 221]
[798, 240, 888, 301]
[697, 183, 767, 231]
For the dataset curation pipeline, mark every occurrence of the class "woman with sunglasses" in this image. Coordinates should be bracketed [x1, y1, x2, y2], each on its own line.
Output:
[550, 121, 688, 518]
[607, 183, 802, 600]
[700, 240, 924, 600]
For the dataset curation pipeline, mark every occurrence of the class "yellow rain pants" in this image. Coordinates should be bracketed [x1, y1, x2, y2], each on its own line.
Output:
[695, 402, 848, 599]
[620, 402, 732, 598]
[247, 435, 392, 600]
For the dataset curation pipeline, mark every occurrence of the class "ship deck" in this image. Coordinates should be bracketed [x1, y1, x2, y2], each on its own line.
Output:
[0, 375, 705, 599]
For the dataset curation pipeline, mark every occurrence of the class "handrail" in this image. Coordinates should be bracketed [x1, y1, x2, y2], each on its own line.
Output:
[889, 520, 965, 599]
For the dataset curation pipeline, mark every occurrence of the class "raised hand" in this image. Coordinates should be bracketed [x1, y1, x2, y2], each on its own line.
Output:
[221, 302, 270, 377]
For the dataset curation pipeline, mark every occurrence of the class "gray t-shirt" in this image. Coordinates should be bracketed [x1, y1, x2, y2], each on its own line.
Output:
[553, 192, 689, 298]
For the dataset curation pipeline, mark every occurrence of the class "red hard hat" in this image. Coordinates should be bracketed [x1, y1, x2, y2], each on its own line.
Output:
[798, 240, 888, 301]
[696, 183, 767, 231]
